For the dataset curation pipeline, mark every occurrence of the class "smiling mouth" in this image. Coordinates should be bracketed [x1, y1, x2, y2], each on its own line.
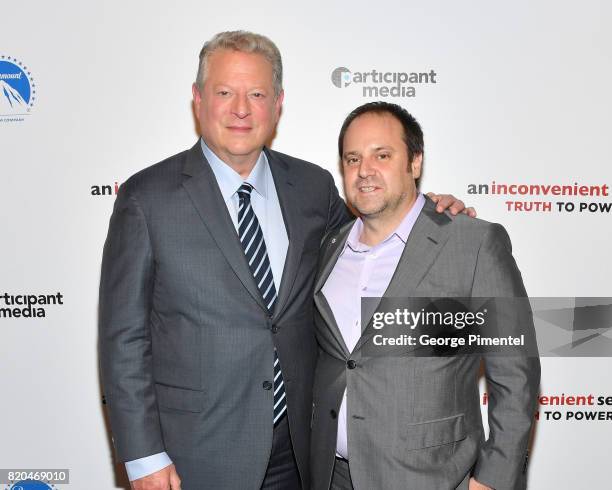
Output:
[359, 186, 378, 193]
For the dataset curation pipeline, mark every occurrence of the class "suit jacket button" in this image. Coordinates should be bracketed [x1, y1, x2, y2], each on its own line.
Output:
[330, 409, 337, 419]
[347, 360, 357, 369]
[262, 381, 273, 390]
[271, 325, 279, 333]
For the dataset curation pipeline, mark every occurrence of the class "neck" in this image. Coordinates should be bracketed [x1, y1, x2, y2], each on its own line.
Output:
[359, 194, 417, 247]
[204, 140, 262, 179]
[227, 157, 259, 179]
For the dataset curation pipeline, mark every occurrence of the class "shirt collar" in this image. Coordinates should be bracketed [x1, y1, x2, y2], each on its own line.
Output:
[343, 192, 426, 253]
[200, 138, 268, 202]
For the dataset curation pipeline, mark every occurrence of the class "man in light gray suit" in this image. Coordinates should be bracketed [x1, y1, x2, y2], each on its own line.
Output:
[98, 33, 469, 490]
[311, 102, 540, 490]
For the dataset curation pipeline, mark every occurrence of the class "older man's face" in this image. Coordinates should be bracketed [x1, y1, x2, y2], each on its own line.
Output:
[193, 49, 283, 169]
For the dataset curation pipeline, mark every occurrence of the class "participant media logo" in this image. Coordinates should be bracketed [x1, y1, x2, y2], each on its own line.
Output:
[331, 67, 352, 88]
[331, 66, 437, 98]
[0, 292, 64, 319]
[0, 55, 36, 123]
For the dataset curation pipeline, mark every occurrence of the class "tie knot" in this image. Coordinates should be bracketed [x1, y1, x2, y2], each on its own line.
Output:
[238, 182, 254, 201]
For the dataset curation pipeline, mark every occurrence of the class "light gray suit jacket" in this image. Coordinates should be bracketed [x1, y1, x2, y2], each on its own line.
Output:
[310, 198, 540, 490]
[99, 142, 350, 489]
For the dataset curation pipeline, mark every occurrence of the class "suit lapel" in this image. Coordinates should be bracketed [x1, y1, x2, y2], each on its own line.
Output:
[181, 142, 267, 311]
[384, 198, 453, 296]
[353, 198, 453, 352]
[264, 148, 306, 321]
[314, 222, 355, 358]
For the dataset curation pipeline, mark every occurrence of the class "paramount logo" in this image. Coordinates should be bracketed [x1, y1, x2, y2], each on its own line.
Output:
[331, 66, 438, 98]
[0, 56, 35, 120]
[0, 80, 28, 112]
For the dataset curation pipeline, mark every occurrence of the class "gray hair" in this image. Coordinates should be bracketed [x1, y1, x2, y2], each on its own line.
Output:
[195, 30, 283, 97]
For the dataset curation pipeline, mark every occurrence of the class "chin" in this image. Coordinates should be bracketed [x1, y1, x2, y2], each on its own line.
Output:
[226, 143, 259, 156]
[354, 199, 385, 215]
[355, 205, 386, 217]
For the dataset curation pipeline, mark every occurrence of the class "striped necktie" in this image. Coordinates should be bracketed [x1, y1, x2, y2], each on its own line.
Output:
[237, 182, 287, 425]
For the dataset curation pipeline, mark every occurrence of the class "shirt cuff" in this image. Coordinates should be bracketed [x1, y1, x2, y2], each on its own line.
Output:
[125, 452, 173, 481]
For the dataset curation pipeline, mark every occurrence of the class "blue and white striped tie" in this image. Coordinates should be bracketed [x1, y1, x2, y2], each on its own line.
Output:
[237, 182, 287, 425]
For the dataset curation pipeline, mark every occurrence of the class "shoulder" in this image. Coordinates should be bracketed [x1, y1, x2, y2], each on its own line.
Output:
[420, 197, 504, 239]
[119, 147, 191, 198]
[447, 213, 512, 252]
[267, 148, 335, 182]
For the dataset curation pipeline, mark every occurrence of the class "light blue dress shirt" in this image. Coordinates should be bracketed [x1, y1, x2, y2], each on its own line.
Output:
[125, 139, 289, 481]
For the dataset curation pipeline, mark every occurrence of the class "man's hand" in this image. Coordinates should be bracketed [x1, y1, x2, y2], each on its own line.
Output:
[469, 477, 493, 490]
[130, 464, 181, 490]
[427, 192, 477, 218]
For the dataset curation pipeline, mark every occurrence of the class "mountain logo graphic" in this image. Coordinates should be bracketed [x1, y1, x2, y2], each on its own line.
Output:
[0, 56, 36, 117]
[6, 481, 55, 490]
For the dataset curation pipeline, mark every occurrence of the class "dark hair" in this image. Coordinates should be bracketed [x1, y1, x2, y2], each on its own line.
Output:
[338, 101, 424, 162]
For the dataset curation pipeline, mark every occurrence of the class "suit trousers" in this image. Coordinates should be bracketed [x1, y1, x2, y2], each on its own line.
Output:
[329, 457, 472, 490]
[330, 457, 354, 490]
[260, 415, 301, 490]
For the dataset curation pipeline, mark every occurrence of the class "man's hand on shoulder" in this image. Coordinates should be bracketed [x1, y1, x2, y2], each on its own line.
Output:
[427, 192, 477, 217]
[130, 464, 181, 490]
[469, 477, 493, 490]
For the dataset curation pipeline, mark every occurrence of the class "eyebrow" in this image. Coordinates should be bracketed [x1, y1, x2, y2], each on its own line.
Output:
[211, 83, 269, 92]
[343, 145, 394, 157]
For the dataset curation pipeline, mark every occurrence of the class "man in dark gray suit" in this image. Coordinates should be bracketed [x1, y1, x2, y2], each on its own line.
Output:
[99, 32, 470, 490]
[311, 102, 540, 490]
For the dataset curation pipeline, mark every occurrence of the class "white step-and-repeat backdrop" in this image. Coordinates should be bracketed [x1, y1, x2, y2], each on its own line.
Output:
[2, 0, 611, 488]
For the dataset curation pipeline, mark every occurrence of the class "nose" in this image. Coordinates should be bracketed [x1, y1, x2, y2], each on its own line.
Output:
[358, 156, 375, 179]
[231, 93, 250, 119]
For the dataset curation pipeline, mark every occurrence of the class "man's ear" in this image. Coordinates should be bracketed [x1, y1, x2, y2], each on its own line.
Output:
[411, 153, 423, 179]
[274, 89, 284, 121]
[192, 83, 202, 110]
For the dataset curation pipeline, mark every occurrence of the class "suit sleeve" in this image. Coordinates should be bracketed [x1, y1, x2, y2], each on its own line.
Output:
[98, 182, 165, 462]
[470, 224, 540, 490]
[324, 170, 352, 233]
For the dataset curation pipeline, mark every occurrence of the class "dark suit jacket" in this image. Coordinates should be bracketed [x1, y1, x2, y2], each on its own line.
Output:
[99, 142, 350, 489]
[311, 198, 540, 490]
